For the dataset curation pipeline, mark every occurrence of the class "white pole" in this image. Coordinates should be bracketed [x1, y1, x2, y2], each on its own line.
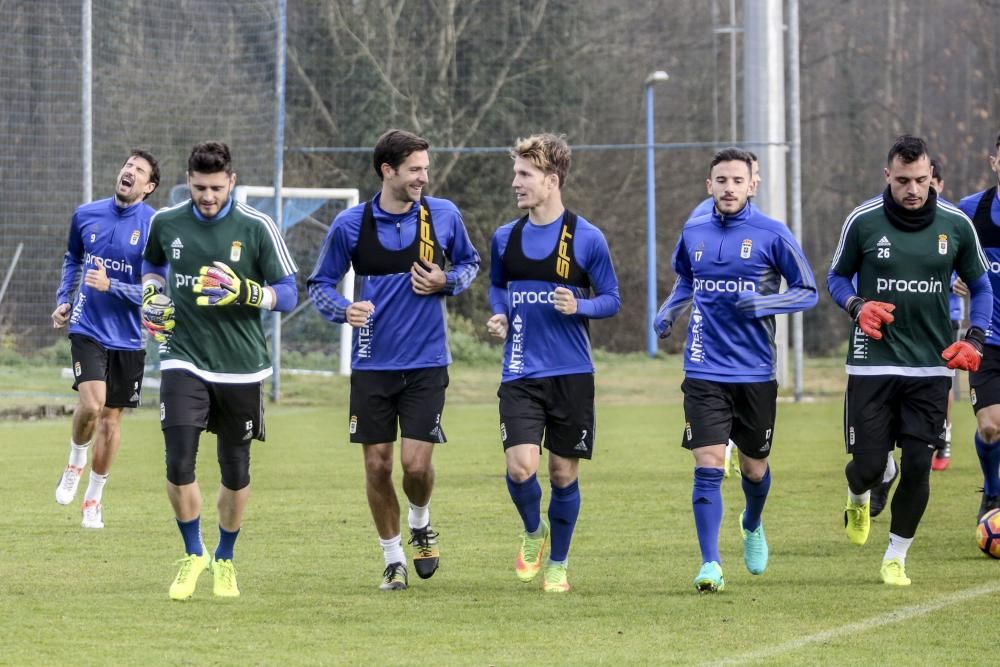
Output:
[788, 0, 805, 400]
[81, 0, 92, 203]
[744, 0, 788, 385]
[0, 243, 24, 308]
[270, 0, 287, 402]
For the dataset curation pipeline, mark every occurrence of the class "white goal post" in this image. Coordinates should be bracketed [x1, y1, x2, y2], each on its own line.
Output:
[234, 186, 360, 380]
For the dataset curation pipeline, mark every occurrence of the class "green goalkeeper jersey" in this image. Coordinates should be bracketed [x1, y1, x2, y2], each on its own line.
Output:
[144, 199, 297, 382]
[830, 196, 986, 376]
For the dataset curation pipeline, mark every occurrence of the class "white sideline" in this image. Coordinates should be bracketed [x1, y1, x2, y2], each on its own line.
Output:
[708, 581, 1000, 666]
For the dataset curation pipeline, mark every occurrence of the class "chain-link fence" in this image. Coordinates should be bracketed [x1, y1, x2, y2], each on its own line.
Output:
[5, 1, 1000, 371]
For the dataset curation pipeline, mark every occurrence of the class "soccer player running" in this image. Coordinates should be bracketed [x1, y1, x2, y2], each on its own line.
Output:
[828, 135, 991, 586]
[308, 129, 480, 592]
[685, 153, 761, 479]
[52, 149, 160, 528]
[141, 141, 299, 600]
[870, 159, 958, 516]
[957, 133, 1000, 521]
[655, 147, 817, 593]
[487, 133, 621, 593]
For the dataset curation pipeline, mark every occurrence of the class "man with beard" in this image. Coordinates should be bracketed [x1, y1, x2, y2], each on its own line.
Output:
[828, 135, 991, 585]
[53, 149, 160, 529]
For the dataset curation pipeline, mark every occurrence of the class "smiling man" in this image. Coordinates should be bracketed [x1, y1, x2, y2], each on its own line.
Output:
[141, 141, 299, 600]
[487, 133, 621, 593]
[828, 134, 992, 586]
[308, 129, 480, 592]
[53, 149, 160, 529]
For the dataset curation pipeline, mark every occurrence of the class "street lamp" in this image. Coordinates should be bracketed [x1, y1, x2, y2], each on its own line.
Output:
[645, 70, 669, 357]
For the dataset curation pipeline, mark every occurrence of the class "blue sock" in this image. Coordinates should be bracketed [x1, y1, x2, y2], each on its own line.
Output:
[215, 526, 240, 561]
[176, 517, 203, 556]
[975, 433, 1000, 495]
[506, 472, 543, 534]
[741, 466, 771, 532]
[693, 467, 724, 564]
[547, 479, 581, 563]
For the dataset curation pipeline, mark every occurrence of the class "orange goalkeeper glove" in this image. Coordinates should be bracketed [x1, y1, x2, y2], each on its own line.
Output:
[941, 327, 985, 372]
[847, 297, 895, 340]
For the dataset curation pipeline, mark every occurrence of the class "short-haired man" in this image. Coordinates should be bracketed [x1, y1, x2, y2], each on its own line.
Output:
[308, 129, 480, 592]
[828, 135, 992, 585]
[487, 133, 621, 593]
[142, 141, 299, 600]
[656, 147, 817, 592]
[53, 149, 160, 528]
[685, 151, 761, 479]
[870, 157, 960, 514]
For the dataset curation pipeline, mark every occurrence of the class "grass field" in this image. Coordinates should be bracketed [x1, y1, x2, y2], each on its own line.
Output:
[1, 357, 994, 666]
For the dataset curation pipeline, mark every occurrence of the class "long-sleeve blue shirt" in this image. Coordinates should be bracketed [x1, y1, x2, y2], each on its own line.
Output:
[56, 197, 155, 350]
[489, 212, 621, 382]
[960, 188, 1000, 344]
[308, 193, 480, 370]
[656, 203, 817, 382]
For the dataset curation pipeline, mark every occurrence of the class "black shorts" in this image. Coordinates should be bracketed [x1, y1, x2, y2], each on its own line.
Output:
[681, 378, 777, 459]
[497, 374, 595, 460]
[159, 370, 265, 443]
[843, 375, 950, 454]
[69, 334, 145, 408]
[970, 344, 1000, 413]
[349, 367, 448, 444]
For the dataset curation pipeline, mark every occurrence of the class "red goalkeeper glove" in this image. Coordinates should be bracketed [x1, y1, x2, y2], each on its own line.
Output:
[847, 297, 895, 340]
[941, 327, 985, 372]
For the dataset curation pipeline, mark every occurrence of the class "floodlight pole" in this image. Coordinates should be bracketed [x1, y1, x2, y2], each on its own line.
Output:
[269, 0, 287, 403]
[645, 70, 669, 357]
[82, 0, 92, 203]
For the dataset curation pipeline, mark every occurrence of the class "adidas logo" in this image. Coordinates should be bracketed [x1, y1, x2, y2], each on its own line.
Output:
[130, 392, 140, 402]
[877, 236, 891, 247]
[574, 440, 588, 452]
[513, 314, 523, 333]
[171, 238, 184, 249]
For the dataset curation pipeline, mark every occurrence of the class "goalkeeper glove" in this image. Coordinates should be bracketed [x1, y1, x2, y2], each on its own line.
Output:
[141, 285, 175, 343]
[847, 297, 895, 340]
[193, 261, 266, 307]
[941, 326, 985, 372]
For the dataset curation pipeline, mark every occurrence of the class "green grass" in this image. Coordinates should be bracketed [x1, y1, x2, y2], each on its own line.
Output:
[0, 358, 994, 665]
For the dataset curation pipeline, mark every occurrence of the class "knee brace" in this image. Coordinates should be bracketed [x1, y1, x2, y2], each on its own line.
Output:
[217, 437, 251, 491]
[898, 437, 933, 489]
[164, 425, 201, 486]
[846, 450, 888, 492]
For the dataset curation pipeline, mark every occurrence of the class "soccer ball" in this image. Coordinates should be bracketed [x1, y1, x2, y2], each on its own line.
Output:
[976, 508, 1000, 559]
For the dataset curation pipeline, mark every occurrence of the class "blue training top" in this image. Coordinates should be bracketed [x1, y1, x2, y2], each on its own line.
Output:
[655, 202, 818, 382]
[56, 197, 154, 350]
[960, 188, 1000, 345]
[489, 211, 621, 383]
[307, 193, 480, 370]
